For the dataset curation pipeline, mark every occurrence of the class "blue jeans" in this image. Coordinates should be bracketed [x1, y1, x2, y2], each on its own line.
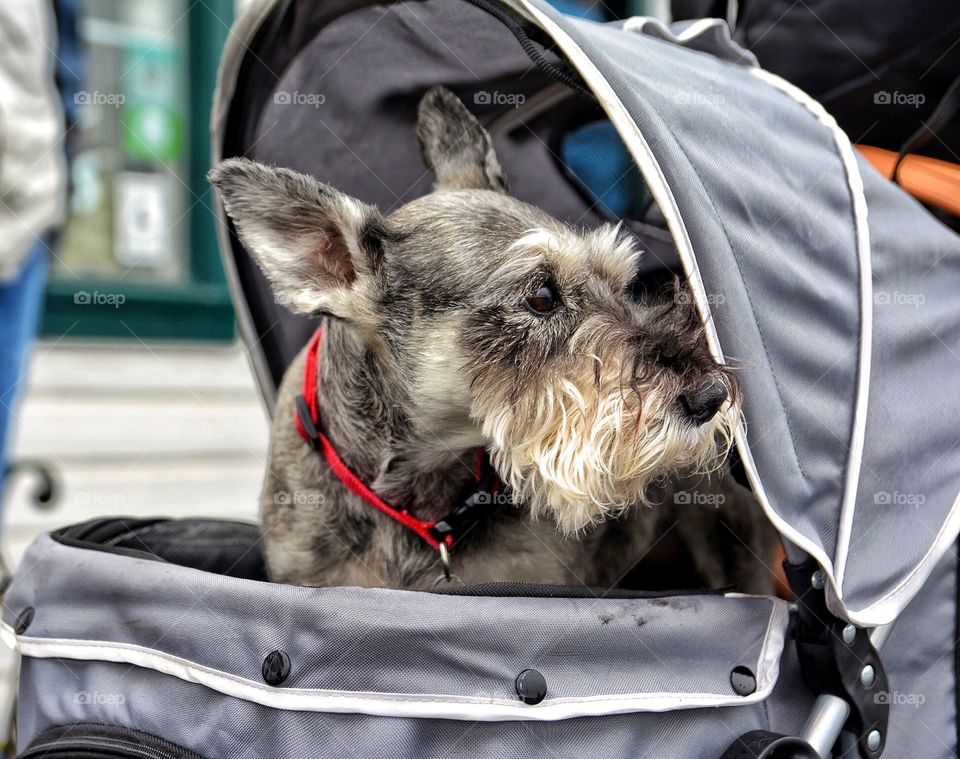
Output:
[0, 242, 50, 502]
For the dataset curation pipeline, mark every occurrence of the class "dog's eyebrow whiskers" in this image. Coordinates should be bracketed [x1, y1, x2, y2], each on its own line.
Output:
[507, 227, 562, 253]
[487, 250, 545, 287]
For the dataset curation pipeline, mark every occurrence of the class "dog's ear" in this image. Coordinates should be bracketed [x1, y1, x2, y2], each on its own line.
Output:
[416, 86, 507, 192]
[210, 158, 387, 321]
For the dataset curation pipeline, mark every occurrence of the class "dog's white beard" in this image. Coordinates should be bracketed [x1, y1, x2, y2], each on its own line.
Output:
[475, 359, 738, 535]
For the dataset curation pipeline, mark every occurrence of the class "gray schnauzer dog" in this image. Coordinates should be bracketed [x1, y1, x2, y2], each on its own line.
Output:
[210, 87, 775, 594]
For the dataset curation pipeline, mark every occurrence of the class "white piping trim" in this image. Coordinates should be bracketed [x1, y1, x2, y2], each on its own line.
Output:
[755, 597, 788, 690]
[842, 489, 960, 626]
[748, 69, 872, 604]
[2, 606, 787, 721]
[619, 16, 758, 66]
[622, 16, 723, 41]
[739, 71, 960, 628]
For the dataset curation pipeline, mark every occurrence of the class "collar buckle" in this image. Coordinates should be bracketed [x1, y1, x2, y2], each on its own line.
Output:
[429, 468, 499, 544]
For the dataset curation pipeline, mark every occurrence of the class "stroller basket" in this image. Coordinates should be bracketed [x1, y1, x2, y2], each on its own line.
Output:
[6, 518, 801, 755]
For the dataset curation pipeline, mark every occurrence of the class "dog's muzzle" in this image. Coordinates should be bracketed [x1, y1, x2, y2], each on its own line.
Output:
[678, 378, 728, 426]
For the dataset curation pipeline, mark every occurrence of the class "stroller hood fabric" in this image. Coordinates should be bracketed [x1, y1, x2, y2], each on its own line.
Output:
[503, 1, 960, 627]
[212, 0, 960, 627]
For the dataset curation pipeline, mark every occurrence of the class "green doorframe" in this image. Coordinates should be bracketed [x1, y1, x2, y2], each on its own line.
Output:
[42, 0, 237, 342]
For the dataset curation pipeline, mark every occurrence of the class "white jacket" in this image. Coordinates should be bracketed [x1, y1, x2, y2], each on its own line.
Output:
[0, 0, 66, 280]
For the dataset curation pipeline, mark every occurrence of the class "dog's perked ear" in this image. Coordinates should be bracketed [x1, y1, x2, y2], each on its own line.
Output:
[416, 86, 507, 192]
[209, 158, 387, 321]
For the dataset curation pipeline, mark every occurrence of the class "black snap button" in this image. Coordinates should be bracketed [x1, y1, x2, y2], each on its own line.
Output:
[262, 650, 291, 686]
[515, 668, 547, 705]
[730, 665, 757, 696]
[14, 607, 34, 635]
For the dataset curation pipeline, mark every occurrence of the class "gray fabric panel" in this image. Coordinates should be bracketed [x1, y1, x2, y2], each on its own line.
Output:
[880, 544, 958, 758]
[5, 534, 783, 703]
[13, 529, 958, 756]
[252, 1, 601, 226]
[841, 161, 960, 613]
[762, 641, 817, 739]
[14, 658, 793, 758]
[623, 17, 758, 66]
[530, 3, 960, 618]
[530, 6, 862, 564]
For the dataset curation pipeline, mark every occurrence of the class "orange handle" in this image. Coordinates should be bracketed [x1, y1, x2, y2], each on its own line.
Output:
[856, 145, 960, 216]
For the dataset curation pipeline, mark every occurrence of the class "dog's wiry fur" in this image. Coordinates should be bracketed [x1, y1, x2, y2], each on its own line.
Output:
[470, 224, 737, 534]
[211, 87, 774, 593]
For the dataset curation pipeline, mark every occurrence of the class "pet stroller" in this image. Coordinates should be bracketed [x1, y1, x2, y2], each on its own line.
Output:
[5, 1, 960, 757]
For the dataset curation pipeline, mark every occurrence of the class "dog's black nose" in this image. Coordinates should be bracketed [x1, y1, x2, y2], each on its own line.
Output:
[679, 379, 728, 425]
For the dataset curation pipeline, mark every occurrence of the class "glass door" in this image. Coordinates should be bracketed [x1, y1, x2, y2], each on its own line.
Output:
[44, 0, 235, 341]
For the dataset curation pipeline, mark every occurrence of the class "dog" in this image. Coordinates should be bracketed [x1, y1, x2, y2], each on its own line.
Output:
[210, 87, 776, 594]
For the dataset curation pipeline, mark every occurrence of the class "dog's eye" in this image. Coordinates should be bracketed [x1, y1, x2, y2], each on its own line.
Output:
[524, 283, 559, 315]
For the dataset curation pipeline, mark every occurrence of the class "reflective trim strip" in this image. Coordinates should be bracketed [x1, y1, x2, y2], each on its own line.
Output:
[3, 601, 787, 721]
[622, 16, 724, 40]
[620, 16, 758, 65]
[748, 68, 872, 613]
[849, 490, 960, 626]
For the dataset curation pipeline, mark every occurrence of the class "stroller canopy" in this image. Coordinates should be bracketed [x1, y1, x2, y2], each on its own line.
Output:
[212, 0, 960, 626]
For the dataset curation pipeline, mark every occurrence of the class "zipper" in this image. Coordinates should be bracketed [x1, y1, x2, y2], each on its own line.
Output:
[460, 0, 592, 98]
[20, 724, 203, 759]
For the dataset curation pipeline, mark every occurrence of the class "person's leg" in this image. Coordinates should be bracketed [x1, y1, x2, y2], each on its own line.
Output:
[0, 241, 51, 502]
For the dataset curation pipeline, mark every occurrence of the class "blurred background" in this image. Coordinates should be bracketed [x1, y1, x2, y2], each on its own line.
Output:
[2, 0, 263, 574]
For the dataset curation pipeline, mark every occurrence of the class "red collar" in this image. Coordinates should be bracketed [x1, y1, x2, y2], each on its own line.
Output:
[294, 327, 495, 554]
